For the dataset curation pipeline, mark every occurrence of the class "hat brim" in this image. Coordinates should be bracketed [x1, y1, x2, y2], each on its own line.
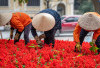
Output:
[78, 12, 100, 30]
[32, 13, 55, 31]
[0, 13, 12, 26]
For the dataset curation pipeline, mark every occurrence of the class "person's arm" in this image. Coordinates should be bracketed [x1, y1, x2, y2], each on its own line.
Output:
[92, 28, 100, 44]
[39, 34, 46, 40]
[31, 26, 43, 46]
[11, 16, 24, 40]
[73, 24, 82, 52]
[31, 26, 38, 37]
[10, 27, 14, 39]
[0, 31, 2, 39]
[73, 24, 81, 43]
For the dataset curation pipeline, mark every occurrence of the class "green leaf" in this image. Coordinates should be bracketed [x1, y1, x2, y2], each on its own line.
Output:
[89, 46, 99, 52]
[17, 48, 19, 51]
[44, 62, 47, 65]
[95, 53, 99, 55]
[15, 65, 18, 68]
[90, 42, 94, 46]
[54, 54, 57, 57]
[95, 47, 99, 50]
[61, 57, 63, 60]
[13, 54, 16, 56]
[39, 55, 42, 61]
[16, 60, 18, 63]
[37, 45, 43, 48]
[28, 46, 35, 48]
[25, 0, 28, 3]
[63, 49, 65, 51]
[31, 44, 34, 45]
[23, 65, 25, 68]
[50, 58, 53, 60]
[77, 54, 83, 57]
[89, 46, 95, 52]
[37, 45, 41, 47]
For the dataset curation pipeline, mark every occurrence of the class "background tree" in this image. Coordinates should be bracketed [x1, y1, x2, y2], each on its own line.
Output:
[79, 1, 94, 14]
[74, 0, 94, 14]
[92, 0, 100, 14]
[14, 0, 28, 6]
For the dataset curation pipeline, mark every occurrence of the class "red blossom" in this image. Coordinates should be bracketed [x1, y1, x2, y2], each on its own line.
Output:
[0, 39, 100, 67]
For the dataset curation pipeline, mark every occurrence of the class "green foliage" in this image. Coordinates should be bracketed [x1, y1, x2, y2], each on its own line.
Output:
[28, 46, 35, 48]
[24, 0, 28, 3]
[14, 0, 16, 2]
[89, 42, 99, 53]
[28, 45, 42, 48]
[50, 58, 53, 61]
[90, 42, 94, 46]
[89, 45, 99, 52]
[14, 0, 28, 3]
[77, 54, 83, 57]
[19, 0, 23, 3]
[23, 65, 25, 68]
[79, 1, 94, 14]
[37, 45, 41, 47]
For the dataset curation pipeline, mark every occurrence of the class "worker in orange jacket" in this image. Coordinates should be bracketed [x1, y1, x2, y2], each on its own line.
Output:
[0, 12, 32, 44]
[73, 12, 100, 53]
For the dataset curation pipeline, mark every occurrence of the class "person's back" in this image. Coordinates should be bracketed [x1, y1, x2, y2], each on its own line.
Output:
[31, 9, 61, 48]
[11, 12, 32, 28]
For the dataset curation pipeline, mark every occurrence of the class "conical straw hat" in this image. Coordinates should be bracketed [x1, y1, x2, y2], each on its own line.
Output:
[78, 12, 100, 30]
[0, 13, 12, 26]
[32, 13, 55, 31]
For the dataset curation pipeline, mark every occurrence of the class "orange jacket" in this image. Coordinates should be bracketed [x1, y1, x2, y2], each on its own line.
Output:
[73, 24, 100, 43]
[10, 12, 32, 32]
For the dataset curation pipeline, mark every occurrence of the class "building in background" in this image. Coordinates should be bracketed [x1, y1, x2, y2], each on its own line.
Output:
[0, 0, 74, 16]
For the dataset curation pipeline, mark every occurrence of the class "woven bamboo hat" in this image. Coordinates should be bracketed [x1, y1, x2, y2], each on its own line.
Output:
[78, 12, 100, 30]
[32, 13, 55, 31]
[0, 13, 12, 26]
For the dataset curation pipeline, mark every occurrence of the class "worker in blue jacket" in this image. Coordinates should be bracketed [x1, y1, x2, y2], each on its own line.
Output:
[31, 9, 61, 48]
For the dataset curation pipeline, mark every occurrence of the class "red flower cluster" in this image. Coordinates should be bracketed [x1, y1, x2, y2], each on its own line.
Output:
[0, 39, 100, 68]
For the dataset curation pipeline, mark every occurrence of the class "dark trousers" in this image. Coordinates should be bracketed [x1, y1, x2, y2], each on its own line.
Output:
[44, 29, 57, 47]
[79, 29, 89, 45]
[14, 23, 32, 45]
[31, 26, 57, 47]
[95, 35, 100, 52]
[80, 29, 100, 53]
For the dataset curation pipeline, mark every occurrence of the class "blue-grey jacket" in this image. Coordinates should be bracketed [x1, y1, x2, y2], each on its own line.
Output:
[39, 9, 61, 30]
[31, 9, 61, 37]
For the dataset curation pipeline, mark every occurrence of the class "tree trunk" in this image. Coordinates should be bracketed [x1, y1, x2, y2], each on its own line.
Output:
[92, 0, 100, 14]
[47, 0, 49, 8]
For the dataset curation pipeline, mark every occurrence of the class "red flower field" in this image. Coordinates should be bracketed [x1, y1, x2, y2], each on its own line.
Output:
[0, 39, 100, 68]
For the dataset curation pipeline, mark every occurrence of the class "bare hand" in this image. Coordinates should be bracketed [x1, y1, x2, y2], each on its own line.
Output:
[36, 40, 44, 46]
[75, 42, 82, 52]
[14, 33, 20, 40]
[39, 34, 46, 40]
[10, 34, 13, 39]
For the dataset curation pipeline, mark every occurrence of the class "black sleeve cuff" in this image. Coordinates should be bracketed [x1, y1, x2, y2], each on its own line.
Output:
[10, 27, 14, 30]
[16, 30, 23, 34]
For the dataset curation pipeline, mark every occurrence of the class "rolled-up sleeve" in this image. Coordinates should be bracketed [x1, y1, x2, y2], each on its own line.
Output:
[93, 28, 100, 40]
[73, 24, 81, 43]
[11, 16, 24, 32]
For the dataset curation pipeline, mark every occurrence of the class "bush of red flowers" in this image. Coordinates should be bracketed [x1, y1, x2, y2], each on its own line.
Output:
[0, 39, 100, 68]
